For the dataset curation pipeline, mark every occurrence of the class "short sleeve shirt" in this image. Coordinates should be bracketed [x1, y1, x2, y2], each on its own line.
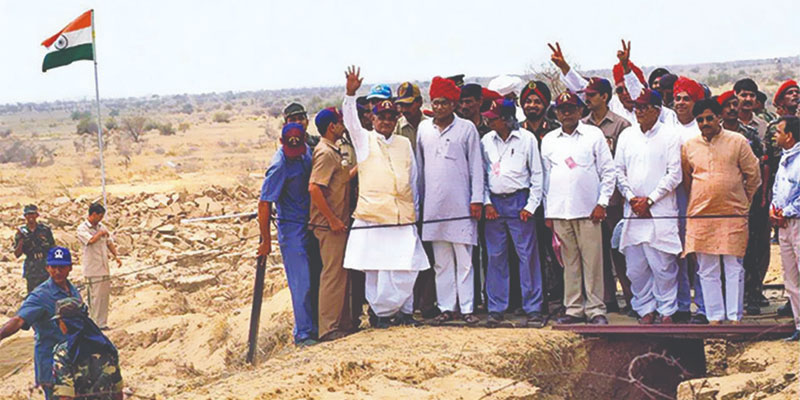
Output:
[581, 110, 631, 155]
[52, 343, 124, 399]
[16, 278, 81, 385]
[309, 137, 352, 228]
[260, 148, 312, 243]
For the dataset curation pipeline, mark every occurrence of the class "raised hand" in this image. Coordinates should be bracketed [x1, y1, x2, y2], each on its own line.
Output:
[547, 42, 570, 75]
[617, 39, 631, 73]
[345, 65, 363, 96]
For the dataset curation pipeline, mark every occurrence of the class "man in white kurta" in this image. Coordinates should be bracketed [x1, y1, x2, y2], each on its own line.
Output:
[416, 76, 485, 324]
[341, 66, 429, 327]
[615, 89, 683, 324]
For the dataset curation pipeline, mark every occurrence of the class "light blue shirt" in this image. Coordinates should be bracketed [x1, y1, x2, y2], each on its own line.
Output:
[16, 278, 81, 385]
[772, 142, 800, 218]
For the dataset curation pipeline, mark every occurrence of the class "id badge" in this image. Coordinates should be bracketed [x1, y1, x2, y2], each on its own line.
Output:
[565, 156, 577, 169]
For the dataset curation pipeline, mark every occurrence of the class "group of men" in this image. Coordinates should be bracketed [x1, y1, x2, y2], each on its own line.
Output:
[259, 41, 800, 346]
[2, 203, 124, 398]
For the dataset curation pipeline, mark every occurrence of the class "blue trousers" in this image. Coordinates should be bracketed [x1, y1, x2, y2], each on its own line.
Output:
[676, 185, 705, 314]
[278, 227, 320, 343]
[485, 191, 543, 314]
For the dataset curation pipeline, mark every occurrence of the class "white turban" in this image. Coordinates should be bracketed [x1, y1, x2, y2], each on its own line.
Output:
[488, 75, 524, 96]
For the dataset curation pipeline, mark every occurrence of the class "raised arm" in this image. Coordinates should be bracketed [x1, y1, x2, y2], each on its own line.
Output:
[343, 65, 369, 162]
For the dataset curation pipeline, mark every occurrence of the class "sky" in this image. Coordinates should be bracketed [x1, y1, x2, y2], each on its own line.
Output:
[0, 0, 798, 104]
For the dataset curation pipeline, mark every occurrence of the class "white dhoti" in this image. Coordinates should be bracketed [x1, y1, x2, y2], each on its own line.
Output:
[696, 253, 745, 321]
[431, 241, 473, 314]
[364, 270, 419, 317]
[623, 244, 679, 317]
[344, 220, 429, 318]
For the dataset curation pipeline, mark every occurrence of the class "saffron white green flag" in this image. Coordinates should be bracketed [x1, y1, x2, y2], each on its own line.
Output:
[41, 10, 94, 72]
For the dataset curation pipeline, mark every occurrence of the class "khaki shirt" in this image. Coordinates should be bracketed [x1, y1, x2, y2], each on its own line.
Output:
[740, 114, 767, 142]
[309, 137, 352, 229]
[394, 114, 428, 152]
[581, 109, 631, 155]
[76, 220, 114, 277]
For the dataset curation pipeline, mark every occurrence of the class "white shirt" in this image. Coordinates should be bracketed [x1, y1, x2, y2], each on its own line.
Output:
[481, 127, 543, 214]
[615, 122, 683, 254]
[541, 122, 615, 219]
[341, 94, 429, 271]
[76, 220, 114, 277]
[673, 119, 701, 145]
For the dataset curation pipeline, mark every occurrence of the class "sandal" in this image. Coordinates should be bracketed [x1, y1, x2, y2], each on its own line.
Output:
[462, 313, 480, 325]
[432, 311, 455, 325]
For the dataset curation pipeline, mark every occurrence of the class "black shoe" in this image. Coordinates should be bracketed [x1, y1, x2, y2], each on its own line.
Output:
[556, 315, 586, 324]
[393, 313, 420, 327]
[673, 311, 691, 323]
[368, 307, 378, 327]
[590, 315, 609, 325]
[689, 313, 709, 325]
[514, 307, 526, 316]
[755, 293, 770, 307]
[745, 303, 761, 315]
[605, 301, 620, 313]
[526, 312, 545, 328]
[627, 308, 640, 319]
[778, 301, 794, 318]
[487, 312, 503, 327]
[420, 307, 441, 320]
[373, 316, 392, 329]
[785, 330, 800, 342]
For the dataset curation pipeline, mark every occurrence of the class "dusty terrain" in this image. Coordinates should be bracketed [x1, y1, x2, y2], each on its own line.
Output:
[2, 65, 800, 398]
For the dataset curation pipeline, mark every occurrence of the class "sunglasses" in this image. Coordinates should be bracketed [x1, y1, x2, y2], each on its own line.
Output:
[695, 115, 716, 123]
[615, 87, 626, 94]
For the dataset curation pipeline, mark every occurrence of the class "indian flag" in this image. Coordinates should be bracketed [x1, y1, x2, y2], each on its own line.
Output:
[41, 10, 95, 72]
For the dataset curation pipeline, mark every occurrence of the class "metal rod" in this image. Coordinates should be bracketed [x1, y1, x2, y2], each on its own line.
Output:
[246, 252, 267, 364]
[180, 212, 257, 224]
[90, 9, 107, 209]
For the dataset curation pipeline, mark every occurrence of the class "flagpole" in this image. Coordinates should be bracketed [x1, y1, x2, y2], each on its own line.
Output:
[90, 9, 107, 209]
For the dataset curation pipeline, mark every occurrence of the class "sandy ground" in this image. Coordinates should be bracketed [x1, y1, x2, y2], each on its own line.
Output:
[1, 111, 799, 399]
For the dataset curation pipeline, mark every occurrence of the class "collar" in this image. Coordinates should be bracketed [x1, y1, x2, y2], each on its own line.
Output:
[492, 129, 520, 143]
[783, 142, 800, 161]
[584, 110, 614, 127]
[557, 122, 584, 138]
[45, 277, 76, 296]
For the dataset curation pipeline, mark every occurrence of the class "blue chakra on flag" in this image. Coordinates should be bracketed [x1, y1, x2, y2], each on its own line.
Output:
[55, 35, 69, 50]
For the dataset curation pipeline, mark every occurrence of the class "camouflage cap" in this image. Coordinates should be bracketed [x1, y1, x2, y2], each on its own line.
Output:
[282, 102, 307, 118]
[23, 204, 39, 215]
[52, 297, 88, 320]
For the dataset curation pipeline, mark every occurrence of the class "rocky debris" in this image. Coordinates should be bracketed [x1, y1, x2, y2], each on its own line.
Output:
[0, 184, 270, 264]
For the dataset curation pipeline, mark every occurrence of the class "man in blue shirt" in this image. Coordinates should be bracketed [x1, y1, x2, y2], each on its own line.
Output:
[770, 115, 800, 341]
[257, 122, 321, 346]
[0, 246, 81, 399]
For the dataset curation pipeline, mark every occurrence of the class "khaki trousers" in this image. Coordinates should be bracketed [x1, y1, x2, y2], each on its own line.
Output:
[553, 219, 606, 319]
[314, 229, 356, 339]
[86, 276, 110, 328]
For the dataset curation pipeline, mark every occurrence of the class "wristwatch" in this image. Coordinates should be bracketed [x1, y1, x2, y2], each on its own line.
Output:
[646, 198, 654, 206]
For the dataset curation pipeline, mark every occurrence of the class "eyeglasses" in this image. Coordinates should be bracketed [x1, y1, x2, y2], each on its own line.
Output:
[695, 115, 716, 123]
[376, 114, 399, 121]
[555, 106, 578, 114]
[615, 87, 626, 94]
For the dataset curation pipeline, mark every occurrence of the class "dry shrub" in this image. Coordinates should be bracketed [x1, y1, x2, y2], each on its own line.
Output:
[0, 138, 54, 167]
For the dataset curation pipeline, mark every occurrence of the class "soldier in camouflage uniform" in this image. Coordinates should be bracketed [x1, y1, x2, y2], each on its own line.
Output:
[14, 204, 56, 293]
[51, 297, 123, 400]
[718, 91, 771, 314]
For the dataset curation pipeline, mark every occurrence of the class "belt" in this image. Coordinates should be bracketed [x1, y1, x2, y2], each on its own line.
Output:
[490, 189, 529, 199]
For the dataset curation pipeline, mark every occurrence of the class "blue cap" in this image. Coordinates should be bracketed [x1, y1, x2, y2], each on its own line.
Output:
[314, 107, 342, 134]
[366, 84, 392, 100]
[47, 246, 72, 267]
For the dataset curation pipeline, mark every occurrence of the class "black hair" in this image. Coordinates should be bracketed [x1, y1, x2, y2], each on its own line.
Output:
[88, 202, 106, 216]
[691, 99, 722, 117]
[648, 68, 670, 88]
[778, 115, 800, 142]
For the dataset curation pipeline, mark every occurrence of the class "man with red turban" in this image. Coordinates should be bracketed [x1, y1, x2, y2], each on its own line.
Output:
[416, 76, 485, 325]
[774, 80, 799, 117]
